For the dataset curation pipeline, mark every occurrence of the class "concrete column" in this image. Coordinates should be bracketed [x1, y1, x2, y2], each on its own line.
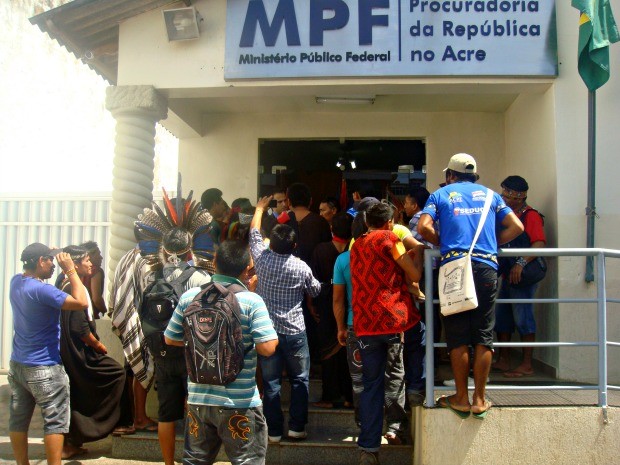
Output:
[105, 85, 167, 276]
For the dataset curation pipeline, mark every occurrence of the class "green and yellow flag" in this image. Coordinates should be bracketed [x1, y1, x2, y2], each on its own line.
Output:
[572, 0, 620, 91]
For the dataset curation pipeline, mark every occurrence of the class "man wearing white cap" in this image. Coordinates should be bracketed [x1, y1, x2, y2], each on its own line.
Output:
[418, 154, 523, 419]
[9, 243, 89, 465]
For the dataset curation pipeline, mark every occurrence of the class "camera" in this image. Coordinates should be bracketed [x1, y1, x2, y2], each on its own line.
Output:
[268, 199, 278, 208]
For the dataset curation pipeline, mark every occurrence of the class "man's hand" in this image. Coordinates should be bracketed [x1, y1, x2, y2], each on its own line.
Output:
[94, 342, 108, 355]
[337, 328, 348, 347]
[56, 252, 75, 273]
[307, 302, 320, 323]
[256, 196, 272, 210]
[509, 264, 524, 285]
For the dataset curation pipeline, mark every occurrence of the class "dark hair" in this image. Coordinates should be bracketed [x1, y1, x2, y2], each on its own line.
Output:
[272, 187, 287, 196]
[80, 241, 99, 253]
[365, 203, 394, 228]
[446, 169, 477, 183]
[200, 188, 223, 210]
[215, 240, 250, 278]
[352, 212, 368, 239]
[63, 245, 89, 264]
[331, 212, 352, 239]
[501, 175, 529, 192]
[270, 224, 297, 255]
[231, 198, 252, 210]
[407, 187, 430, 209]
[320, 196, 339, 211]
[162, 228, 192, 257]
[287, 183, 312, 208]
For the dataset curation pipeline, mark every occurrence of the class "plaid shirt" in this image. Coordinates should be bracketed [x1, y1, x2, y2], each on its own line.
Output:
[249, 228, 321, 334]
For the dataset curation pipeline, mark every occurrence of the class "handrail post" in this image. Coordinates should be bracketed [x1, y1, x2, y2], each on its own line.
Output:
[424, 252, 435, 407]
[596, 251, 608, 422]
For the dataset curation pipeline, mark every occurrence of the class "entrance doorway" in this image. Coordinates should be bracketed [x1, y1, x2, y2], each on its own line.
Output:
[258, 139, 426, 211]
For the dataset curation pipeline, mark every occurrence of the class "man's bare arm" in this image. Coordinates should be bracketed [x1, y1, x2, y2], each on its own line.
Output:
[333, 284, 348, 346]
[418, 214, 439, 246]
[498, 212, 524, 245]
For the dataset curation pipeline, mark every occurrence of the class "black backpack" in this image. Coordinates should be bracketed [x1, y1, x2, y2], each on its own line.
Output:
[140, 264, 197, 359]
[182, 282, 251, 385]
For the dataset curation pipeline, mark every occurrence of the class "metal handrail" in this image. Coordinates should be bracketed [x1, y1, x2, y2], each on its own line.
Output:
[423, 247, 618, 422]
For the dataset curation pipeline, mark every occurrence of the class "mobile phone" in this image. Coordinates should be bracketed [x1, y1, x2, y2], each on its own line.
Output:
[268, 199, 278, 208]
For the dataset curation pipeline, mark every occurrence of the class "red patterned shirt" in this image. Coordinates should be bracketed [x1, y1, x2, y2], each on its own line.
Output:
[350, 230, 420, 336]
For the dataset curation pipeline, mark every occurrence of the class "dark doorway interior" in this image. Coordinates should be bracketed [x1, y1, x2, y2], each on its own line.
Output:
[259, 139, 426, 211]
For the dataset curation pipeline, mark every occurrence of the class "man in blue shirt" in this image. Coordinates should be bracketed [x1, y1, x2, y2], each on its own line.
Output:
[418, 154, 523, 420]
[165, 240, 278, 465]
[9, 243, 89, 465]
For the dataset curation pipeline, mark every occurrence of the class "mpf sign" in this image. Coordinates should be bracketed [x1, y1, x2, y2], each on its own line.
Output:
[224, 0, 557, 79]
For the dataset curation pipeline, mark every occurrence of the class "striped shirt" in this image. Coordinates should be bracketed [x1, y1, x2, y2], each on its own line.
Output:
[164, 274, 277, 408]
[249, 227, 321, 335]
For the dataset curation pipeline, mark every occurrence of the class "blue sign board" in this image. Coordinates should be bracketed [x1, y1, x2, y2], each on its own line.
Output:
[224, 0, 557, 79]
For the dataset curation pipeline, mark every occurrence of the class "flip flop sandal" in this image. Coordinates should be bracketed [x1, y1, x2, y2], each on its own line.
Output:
[472, 401, 492, 420]
[436, 396, 470, 419]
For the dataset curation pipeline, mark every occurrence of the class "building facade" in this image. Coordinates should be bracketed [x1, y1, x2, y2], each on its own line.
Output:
[31, 0, 619, 383]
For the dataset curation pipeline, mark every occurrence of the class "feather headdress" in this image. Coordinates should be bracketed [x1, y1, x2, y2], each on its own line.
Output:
[134, 174, 214, 269]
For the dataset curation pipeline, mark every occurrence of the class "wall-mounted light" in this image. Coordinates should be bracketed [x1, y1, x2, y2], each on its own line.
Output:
[336, 158, 346, 171]
[349, 160, 357, 170]
[163, 7, 200, 41]
[316, 96, 376, 105]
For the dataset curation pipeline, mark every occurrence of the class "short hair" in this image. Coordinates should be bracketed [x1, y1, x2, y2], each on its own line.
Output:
[365, 202, 394, 228]
[320, 196, 339, 211]
[80, 241, 99, 253]
[446, 169, 477, 183]
[269, 224, 297, 255]
[272, 187, 287, 196]
[501, 175, 529, 192]
[407, 187, 430, 209]
[63, 245, 89, 264]
[331, 212, 352, 239]
[200, 188, 223, 210]
[231, 198, 252, 211]
[162, 228, 192, 257]
[215, 240, 250, 278]
[287, 183, 312, 208]
[351, 211, 368, 239]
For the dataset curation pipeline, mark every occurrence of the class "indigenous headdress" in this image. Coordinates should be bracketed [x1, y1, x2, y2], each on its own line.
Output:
[134, 174, 214, 270]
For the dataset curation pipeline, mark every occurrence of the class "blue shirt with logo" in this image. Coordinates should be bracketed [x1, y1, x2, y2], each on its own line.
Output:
[421, 182, 511, 270]
[10, 275, 68, 366]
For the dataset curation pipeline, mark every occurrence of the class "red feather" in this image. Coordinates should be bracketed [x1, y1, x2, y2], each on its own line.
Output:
[162, 188, 179, 225]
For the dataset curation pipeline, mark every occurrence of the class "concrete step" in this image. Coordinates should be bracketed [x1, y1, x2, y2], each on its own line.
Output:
[112, 427, 413, 465]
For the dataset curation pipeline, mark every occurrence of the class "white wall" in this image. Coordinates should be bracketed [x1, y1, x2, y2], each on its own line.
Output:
[177, 111, 505, 204]
[552, 1, 620, 383]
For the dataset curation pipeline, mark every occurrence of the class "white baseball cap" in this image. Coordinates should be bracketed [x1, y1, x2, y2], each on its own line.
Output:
[443, 153, 477, 174]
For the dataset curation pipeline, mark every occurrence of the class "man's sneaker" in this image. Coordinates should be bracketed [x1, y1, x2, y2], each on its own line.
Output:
[443, 376, 489, 387]
[360, 450, 379, 465]
[287, 429, 307, 440]
[408, 391, 426, 407]
[268, 435, 281, 443]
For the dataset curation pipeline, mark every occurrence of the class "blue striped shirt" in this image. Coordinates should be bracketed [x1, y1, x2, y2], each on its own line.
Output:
[249, 228, 322, 335]
[164, 274, 277, 408]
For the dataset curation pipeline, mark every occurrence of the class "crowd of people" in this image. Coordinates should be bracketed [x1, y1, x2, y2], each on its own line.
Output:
[8, 153, 549, 465]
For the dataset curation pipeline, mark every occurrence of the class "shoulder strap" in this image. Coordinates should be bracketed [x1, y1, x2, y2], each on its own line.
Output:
[468, 188, 494, 255]
[169, 265, 197, 297]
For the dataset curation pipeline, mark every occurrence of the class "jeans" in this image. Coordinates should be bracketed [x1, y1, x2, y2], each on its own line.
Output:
[495, 279, 538, 335]
[346, 328, 407, 432]
[184, 404, 267, 465]
[8, 361, 70, 435]
[358, 333, 407, 452]
[258, 332, 310, 437]
[404, 321, 426, 395]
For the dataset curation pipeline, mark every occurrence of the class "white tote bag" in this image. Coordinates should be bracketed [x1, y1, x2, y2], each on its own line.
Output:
[439, 189, 493, 316]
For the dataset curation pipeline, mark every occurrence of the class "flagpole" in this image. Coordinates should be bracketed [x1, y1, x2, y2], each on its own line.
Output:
[585, 89, 596, 282]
